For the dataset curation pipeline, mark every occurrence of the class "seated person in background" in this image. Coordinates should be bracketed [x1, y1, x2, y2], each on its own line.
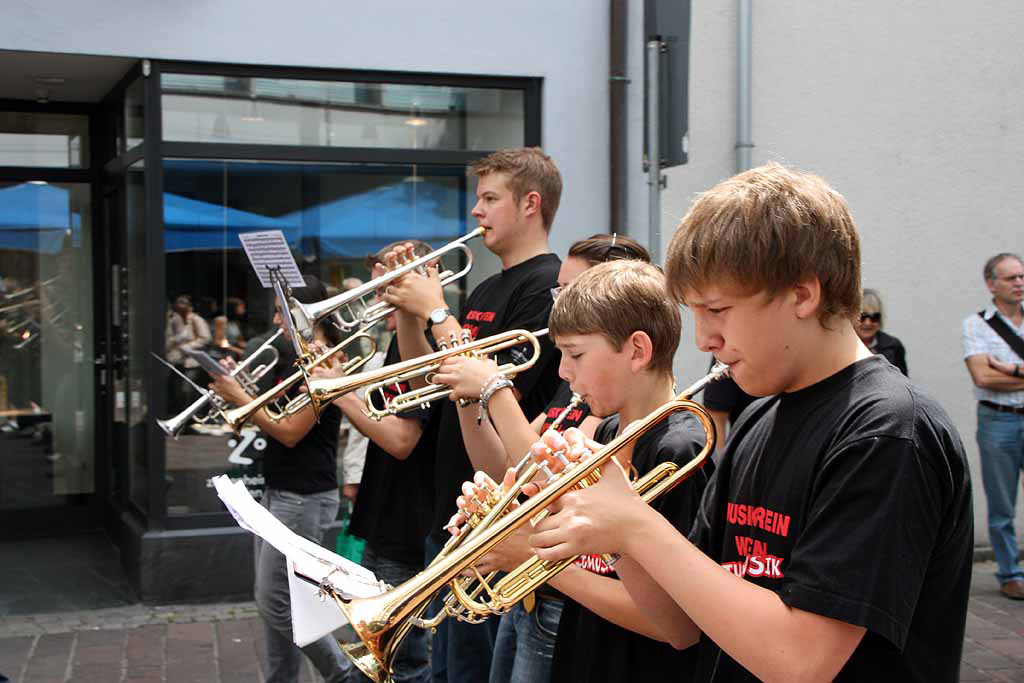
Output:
[210, 314, 245, 361]
[854, 287, 908, 375]
[447, 260, 711, 683]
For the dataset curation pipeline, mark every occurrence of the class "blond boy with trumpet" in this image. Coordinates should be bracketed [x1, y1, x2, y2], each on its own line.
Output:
[447, 260, 710, 682]
[526, 164, 972, 683]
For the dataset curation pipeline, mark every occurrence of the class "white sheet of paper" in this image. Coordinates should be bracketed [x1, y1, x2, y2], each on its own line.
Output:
[212, 475, 387, 646]
[238, 230, 305, 288]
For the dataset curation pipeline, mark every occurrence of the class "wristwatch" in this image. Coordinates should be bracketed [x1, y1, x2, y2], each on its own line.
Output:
[428, 306, 451, 326]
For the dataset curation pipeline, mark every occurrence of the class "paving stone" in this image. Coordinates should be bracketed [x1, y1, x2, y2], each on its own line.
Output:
[22, 632, 74, 683]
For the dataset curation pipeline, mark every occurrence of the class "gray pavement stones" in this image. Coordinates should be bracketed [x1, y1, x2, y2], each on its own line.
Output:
[0, 561, 1021, 682]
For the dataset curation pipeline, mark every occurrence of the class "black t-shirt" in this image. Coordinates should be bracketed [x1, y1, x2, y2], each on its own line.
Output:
[688, 355, 972, 682]
[262, 363, 342, 494]
[349, 338, 438, 566]
[430, 253, 563, 540]
[551, 410, 712, 683]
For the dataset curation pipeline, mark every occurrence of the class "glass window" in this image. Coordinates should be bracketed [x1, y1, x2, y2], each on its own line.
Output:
[161, 74, 525, 150]
[159, 159, 468, 515]
[0, 113, 89, 168]
[0, 182, 95, 509]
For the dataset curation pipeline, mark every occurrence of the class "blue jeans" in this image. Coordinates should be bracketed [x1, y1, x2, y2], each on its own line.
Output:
[488, 598, 563, 683]
[424, 534, 500, 683]
[976, 403, 1024, 584]
[345, 544, 430, 683]
[256, 488, 352, 683]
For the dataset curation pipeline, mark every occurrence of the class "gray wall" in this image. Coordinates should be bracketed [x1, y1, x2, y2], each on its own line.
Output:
[634, 1, 1024, 547]
[1, 0, 611, 266]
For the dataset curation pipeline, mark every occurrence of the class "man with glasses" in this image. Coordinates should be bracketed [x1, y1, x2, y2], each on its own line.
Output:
[963, 252, 1024, 599]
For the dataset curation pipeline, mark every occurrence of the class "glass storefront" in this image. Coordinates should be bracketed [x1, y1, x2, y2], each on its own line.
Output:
[158, 159, 469, 515]
[0, 179, 95, 510]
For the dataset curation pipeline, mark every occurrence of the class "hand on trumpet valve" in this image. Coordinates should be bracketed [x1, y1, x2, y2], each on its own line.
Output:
[379, 243, 445, 320]
[528, 452, 640, 564]
[529, 427, 595, 481]
[209, 372, 248, 406]
[433, 356, 502, 401]
[446, 469, 537, 575]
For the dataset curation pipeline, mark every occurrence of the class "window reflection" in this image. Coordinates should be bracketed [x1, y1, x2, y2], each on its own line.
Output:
[161, 159, 467, 515]
[161, 74, 525, 150]
[0, 182, 94, 509]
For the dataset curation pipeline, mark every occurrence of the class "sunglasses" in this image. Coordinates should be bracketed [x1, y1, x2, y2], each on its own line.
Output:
[859, 312, 881, 323]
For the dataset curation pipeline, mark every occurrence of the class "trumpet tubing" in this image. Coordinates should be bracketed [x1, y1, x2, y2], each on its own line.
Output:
[219, 327, 376, 432]
[289, 227, 485, 342]
[302, 328, 543, 421]
[332, 364, 728, 681]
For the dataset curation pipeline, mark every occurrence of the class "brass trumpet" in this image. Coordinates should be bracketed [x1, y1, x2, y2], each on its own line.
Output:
[287, 227, 484, 344]
[331, 363, 729, 682]
[220, 326, 378, 433]
[153, 329, 283, 438]
[282, 327, 545, 422]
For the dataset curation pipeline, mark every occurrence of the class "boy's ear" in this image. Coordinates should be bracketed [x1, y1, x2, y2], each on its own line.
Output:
[627, 330, 655, 372]
[792, 276, 822, 320]
[520, 190, 542, 220]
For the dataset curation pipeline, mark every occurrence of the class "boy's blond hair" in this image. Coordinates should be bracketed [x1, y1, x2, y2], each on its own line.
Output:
[664, 162, 861, 323]
[469, 147, 562, 231]
[549, 260, 680, 375]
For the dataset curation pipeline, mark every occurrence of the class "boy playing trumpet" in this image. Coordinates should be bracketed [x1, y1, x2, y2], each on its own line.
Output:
[528, 164, 973, 682]
[448, 260, 711, 682]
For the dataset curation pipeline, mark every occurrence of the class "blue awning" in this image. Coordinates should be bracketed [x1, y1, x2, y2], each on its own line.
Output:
[0, 183, 82, 253]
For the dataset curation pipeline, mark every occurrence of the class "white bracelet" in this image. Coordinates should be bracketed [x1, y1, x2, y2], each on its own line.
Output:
[478, 374, 514, 425]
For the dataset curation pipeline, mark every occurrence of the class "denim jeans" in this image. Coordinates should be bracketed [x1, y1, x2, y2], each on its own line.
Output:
[488, 598, 563, 683]
[976, 403, 1024, 584]
[255, 488, 352, 683]
[345, 544, 430, 683]
[424, 534, 500, 683]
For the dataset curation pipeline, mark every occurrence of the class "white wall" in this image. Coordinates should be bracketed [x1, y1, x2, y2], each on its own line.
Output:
[638, 1, 1024, 546]
[1, 0, 611, 273]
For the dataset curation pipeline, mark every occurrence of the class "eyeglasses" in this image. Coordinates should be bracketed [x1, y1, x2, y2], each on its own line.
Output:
[859, 312, 881, 323]
[550, 286, 563, 301]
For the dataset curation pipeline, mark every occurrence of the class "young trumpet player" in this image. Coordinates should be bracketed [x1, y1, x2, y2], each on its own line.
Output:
[528, 164, 973, 682]
[209, 275, 353, 683]
[448, 260, 710, 683]
[431, 233, 649, 683]
[313, 241, 439, 683]
[380, 147, 565, 683]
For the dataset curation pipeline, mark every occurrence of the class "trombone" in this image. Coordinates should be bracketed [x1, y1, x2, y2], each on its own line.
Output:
[153, 329, 283, 438]
[330, 363, 729, 682]
[287, 327, 544, 423]
[220, 325, 378, 433]
[285, 227, 484, 346]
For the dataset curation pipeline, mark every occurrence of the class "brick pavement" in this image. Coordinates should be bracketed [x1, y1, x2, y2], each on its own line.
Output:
[0, 561, 1022, 682]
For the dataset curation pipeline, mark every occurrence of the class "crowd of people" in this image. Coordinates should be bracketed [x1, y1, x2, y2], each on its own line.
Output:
[197, 147, 979, 683]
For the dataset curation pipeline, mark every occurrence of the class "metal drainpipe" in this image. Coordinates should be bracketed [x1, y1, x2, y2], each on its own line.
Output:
[737, 0, 753, 172]
[610, 0, 629, 232]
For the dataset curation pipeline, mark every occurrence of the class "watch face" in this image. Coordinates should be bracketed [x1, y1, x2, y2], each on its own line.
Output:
[431, 308, 448, 324]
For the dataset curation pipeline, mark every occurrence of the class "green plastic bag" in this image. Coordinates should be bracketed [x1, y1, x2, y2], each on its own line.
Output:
[335, 499, 366, 564]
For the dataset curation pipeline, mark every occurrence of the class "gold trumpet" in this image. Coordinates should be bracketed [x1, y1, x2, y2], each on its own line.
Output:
[277, 327, 545, 423]
[220, 326, 378, 433]
[331, 363, 729, 682]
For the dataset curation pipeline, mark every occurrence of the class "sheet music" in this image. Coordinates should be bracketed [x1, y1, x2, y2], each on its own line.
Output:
[238, 230, 305, 288]
[213, 475, 388, 645]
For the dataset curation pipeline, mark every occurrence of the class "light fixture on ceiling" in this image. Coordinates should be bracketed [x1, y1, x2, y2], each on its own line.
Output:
[404, 106, 428, 127]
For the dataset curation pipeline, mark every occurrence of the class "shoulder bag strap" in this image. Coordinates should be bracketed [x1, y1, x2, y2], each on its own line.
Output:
[979, 311, 1024, 362]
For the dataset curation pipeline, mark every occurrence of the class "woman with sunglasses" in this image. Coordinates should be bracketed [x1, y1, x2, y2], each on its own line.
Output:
[855, 288, 908, 375]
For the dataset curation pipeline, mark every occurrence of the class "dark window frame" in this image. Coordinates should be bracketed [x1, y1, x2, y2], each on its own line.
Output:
[140, 59, 541, 531]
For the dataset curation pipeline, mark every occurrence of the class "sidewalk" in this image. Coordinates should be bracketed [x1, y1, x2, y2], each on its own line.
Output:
[0, 561, 1022, 682]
